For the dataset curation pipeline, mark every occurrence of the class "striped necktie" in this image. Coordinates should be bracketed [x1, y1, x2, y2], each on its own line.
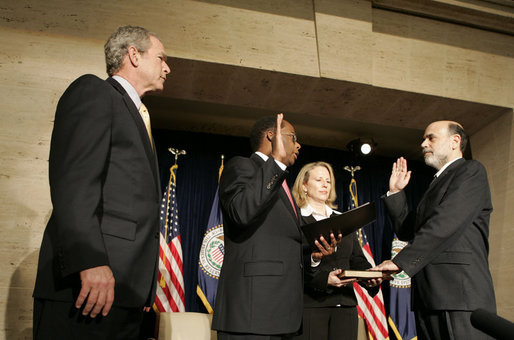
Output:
[282, 180, 297, 218]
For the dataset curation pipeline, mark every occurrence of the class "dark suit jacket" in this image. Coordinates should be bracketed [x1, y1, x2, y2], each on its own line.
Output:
[33, 75, 161, 308]
[384, 158, 496, 312]
[212, 153, 304, 335]
[302, 213, 378, 308]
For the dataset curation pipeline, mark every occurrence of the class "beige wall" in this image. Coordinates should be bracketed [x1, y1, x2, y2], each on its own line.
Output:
[1, 0, 513, 338]
[0, 27, 106, 338]
[472, 112, 514, 318]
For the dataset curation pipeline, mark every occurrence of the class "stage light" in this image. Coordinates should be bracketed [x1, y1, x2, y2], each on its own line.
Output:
[360, 142, 372, 155]
[346, 138, 377, 156]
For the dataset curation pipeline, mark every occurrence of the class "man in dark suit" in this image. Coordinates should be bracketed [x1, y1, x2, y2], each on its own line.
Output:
[374, 120, 496, 339]
[33, 26, 170, 339]
[212, 114, 335, 339]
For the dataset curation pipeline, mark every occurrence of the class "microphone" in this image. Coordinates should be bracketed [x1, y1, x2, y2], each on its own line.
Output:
[471, 308, 514, 339]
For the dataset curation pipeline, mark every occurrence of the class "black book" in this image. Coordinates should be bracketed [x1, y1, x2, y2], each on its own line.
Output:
[301, 201, 376, 249]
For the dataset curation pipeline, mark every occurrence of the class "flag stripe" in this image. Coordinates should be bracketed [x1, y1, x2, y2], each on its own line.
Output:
[158, 251, 185, 310]
[154, 164, 186, 313]
[348, 176, 389, 340]
[159, 238, 185, 299]
[354, 286, 389, 338]
[157, 254, 184, 312]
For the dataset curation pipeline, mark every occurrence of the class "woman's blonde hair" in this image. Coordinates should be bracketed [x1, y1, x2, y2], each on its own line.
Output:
[292, 161, 338, 209]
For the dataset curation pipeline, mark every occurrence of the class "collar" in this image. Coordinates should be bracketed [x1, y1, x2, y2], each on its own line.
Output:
[435, 157, 462, 178]
[112, 75, 141, 110]
[255, 151, 268, 161]
[301, 204, 340, 221]
[254, 151, 287, 170]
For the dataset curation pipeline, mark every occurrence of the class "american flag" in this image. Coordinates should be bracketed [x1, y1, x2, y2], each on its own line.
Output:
[154, 164, 186, 312]
[348, 177, 389, 340]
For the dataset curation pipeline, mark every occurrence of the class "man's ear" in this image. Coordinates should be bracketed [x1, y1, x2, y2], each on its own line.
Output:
[127, 46, 139, 67]
[266, 131, 273, 142]
[451, 134, 461, 150]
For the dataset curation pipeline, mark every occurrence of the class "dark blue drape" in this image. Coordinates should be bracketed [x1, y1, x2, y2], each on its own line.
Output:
[153, 129, 434, 313]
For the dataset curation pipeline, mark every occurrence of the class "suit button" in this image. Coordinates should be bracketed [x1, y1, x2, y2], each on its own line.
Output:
[300, 263, 303, 269]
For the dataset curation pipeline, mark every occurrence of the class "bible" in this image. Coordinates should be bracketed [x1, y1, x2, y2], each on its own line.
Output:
[339, 270, 383, 280]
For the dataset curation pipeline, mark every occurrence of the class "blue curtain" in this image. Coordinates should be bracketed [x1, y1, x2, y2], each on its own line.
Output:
[153, 129, 434, 313]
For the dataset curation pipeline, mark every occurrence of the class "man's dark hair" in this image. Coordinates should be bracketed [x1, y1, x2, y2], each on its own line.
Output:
[249, 116, 281, 152]
[448, 123, 468, 153]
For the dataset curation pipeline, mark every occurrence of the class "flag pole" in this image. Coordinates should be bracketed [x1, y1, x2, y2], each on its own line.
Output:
[166, 148, 187, 243]
[219, 154, 224, 182]
[344, 165, 362, 245]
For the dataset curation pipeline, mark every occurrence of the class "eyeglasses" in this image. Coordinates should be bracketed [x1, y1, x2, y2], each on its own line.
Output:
[282, 133, 298, 144]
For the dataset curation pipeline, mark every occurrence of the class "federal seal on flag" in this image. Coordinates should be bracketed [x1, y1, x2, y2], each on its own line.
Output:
[391, 239, 412, 288]
[199, 225, 224, 278]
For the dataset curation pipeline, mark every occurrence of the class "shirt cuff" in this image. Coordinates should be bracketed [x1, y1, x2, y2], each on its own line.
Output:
[311, 255, 321, 267]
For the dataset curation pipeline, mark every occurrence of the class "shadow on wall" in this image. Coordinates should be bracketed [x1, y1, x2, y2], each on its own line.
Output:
[5, 249, 39, 340]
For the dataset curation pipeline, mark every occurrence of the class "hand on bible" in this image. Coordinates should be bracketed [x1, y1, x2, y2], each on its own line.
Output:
[372, 260, 400, 279]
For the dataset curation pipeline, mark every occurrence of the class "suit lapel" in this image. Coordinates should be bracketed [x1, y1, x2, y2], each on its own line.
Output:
[106, 78, 160, 196]
[417, 158, 465, 217]
[427, 158, 465, 193]
[250, 154, 300, 224]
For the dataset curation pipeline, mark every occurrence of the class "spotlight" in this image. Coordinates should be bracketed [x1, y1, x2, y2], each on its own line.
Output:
[346, 138, 377, 156]
[360, 143, 372, 155]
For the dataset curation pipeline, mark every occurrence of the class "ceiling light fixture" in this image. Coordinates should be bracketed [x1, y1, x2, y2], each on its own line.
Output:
[346, 138, 377, 156]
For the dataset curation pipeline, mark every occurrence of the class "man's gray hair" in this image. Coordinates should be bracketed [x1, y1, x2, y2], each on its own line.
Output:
[104, 26, 156, 76]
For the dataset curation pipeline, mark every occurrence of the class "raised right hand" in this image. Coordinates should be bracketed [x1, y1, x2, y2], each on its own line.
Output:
[75, 265, 115, 318]
[389, 157, 411, 193]
[270, 113, 287, 164]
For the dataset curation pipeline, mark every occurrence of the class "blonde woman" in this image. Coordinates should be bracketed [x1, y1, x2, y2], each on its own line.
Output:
[292, 162, 380, 340]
